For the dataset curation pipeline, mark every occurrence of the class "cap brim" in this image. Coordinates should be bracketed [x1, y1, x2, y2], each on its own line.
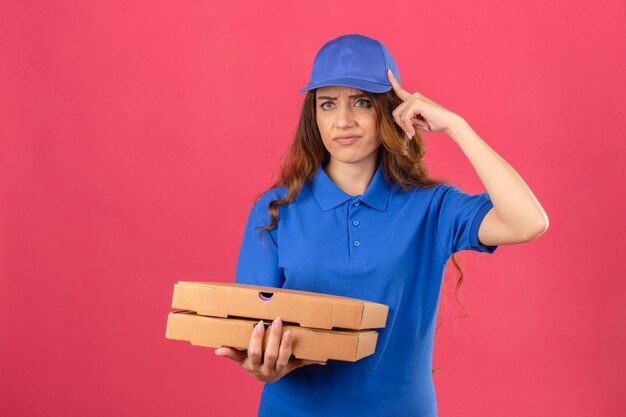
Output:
[298, 78, 392, 93]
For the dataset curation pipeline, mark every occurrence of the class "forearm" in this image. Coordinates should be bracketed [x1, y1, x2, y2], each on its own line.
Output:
[444, 115, 549, 236]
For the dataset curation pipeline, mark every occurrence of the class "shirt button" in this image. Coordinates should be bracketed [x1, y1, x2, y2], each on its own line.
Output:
[354, 201, 360, 206]
[354, 240, 360, 247]
[352, 220, 360, 226]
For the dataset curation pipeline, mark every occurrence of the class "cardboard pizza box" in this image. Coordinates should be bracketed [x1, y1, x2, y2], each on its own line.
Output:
[170, 281, 389, 330]
[165, 311, 379, 362]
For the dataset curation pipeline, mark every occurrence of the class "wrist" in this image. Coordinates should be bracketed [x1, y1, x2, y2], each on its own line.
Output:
[444, 114, 466, 137]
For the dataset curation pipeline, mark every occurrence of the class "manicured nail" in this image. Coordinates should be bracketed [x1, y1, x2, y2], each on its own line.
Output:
[256, 320, 264, 333]
[273, 317, 282, 328]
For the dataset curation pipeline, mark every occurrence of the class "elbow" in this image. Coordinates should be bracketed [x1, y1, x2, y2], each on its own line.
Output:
[538, 212, 550, 235]
[526, 216, 549, 241]
[502, 211, 549, 244]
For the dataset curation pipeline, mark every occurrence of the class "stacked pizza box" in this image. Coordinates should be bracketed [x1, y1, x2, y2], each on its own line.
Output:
[165, 281, 389, 362]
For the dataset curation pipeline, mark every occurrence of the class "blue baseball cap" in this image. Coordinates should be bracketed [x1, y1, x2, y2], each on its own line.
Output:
[298, 34, 401, 93]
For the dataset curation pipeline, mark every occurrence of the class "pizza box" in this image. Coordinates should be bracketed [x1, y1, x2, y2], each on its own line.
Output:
[169, 281, 388, 330]
[165, 311, 379, 362]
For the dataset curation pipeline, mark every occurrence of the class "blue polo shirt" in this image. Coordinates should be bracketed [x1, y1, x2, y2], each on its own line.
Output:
[235, 160, 498, 417]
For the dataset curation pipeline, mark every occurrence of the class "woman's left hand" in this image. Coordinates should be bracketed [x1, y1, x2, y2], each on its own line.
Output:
[387, 68, 461, 139]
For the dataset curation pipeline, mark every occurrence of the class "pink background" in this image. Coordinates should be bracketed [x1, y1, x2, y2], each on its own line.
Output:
[1, 1, 624, 416]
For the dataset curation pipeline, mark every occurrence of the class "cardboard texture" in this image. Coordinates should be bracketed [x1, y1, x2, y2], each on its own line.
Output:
[165, 281, 389, 362]
[170, 281, 389, 330]
[166, 311, 379, 362]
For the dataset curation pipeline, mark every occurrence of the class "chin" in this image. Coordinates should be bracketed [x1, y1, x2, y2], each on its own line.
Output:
[324, 142, 381, 164]
[329, 153, 376, 165]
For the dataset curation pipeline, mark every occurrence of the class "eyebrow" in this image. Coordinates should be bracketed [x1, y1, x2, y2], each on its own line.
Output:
[316, 94, 368, 100]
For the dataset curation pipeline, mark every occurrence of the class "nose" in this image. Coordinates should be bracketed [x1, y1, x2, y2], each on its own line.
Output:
[335, 104, 356, 128]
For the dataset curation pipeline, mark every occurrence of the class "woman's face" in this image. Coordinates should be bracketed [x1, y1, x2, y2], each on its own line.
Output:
[315, 86, 380, 166]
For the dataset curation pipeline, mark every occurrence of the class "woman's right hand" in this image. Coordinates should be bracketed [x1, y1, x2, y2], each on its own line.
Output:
[214, 317, 327, 383]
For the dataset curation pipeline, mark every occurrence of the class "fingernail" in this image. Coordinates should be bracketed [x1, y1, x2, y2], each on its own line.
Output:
[406, 131, 412, 139]
[256, 320, 264, 333]
[284, 331, 292, 342]
[273, 317, 282, 329]
[215, 348, 223, 355]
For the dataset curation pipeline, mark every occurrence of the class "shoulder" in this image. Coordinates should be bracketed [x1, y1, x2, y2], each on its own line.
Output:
[403, 182, 451, 195]
[248, 185, 288, 218]
[430, 183, 478, 203]
[404, 182, 487, 214]
[402, 182, 451, 204]
[431, 182, 459, 196]
[255, 185, 288, 206]
[429, 182, 493, 221]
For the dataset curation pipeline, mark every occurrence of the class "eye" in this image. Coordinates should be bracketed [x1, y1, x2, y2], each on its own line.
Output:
[319, 99, 371, 110]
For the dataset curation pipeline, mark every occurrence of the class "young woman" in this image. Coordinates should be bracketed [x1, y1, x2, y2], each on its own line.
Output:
[215, 34, 549, 417]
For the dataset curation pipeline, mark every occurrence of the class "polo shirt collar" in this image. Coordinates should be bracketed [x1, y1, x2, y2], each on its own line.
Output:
[311, 161, 392, 212]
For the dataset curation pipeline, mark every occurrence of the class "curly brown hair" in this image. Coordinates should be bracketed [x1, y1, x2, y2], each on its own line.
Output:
[252, 88, 469, 375]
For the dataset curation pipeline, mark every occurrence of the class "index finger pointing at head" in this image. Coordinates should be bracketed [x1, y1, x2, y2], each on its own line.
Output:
[387, 68, 411, 101]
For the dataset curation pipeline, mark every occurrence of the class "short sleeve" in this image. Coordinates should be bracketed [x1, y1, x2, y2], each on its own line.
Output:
[435, 184, 499, 256]
[235, 197, 285, 288]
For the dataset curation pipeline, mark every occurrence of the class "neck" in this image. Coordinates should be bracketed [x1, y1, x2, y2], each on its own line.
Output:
[323, 154, 378, 196]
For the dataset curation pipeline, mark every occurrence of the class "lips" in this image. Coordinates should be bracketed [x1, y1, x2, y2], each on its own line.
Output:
[334, 136, 361, 145]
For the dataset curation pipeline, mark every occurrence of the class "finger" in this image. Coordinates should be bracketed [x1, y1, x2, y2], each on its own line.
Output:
[391, 101, 414, 138]
[275, 329, 293, 374]
[262, 317, 283, 374]
[414, 121, 430, 131]
[394, 104, 415, 139]
[401, 111, 417, 138]
[247, 320, 265, 373]
[387, 68, 412, 101]
[214, 346, 247, 364]
[411, 114, 431, 131]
